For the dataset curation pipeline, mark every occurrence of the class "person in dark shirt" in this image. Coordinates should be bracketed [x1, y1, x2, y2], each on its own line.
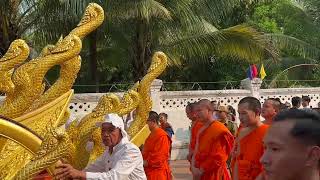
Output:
[291, 96, 302, 109]
[159, 112, 174, 138]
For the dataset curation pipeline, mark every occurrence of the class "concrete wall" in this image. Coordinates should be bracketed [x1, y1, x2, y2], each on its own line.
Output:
[2, 78, 320, 160]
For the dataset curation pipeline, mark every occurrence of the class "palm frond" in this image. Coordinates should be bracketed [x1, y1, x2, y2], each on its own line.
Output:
[266, 33, 320, 60]
[105, 0, 171, 23]
[161, 24, 278, 65]
[215, 25, 278, 62]
[192, 0, 239, 26]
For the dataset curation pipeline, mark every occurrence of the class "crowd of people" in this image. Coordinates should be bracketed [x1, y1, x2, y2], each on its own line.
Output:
[53, 95, 320, 180]
[185, 96, 320, 180]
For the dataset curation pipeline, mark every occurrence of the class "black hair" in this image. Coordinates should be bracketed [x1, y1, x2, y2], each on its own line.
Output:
[148, 111, 160, 123]
[302, 95, 311, 103]
[159, 112, 168, 119]
[239, 96, 261, 114]
[274, 109, 320, 147]
[292, 96, 302, 107]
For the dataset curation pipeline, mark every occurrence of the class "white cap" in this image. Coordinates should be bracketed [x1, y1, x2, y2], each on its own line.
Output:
[97, 113, 129, 140]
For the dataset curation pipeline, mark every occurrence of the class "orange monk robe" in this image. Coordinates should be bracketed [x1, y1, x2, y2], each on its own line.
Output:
[192, 121, 234, 180]
[231, 124, 269, 180]
[143, 127, 172, 180]
[190, 121, 203, 151]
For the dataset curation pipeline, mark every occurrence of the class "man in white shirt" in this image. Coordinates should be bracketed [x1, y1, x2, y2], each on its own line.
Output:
[55, 113, 147, 180]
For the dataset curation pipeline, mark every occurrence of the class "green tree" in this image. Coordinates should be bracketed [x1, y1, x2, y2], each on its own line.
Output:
[2, 0, 318, 92]
[248, 0, 320, 88]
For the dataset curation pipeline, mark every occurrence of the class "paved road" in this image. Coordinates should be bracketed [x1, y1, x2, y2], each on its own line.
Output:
[170, 160, 192, 180]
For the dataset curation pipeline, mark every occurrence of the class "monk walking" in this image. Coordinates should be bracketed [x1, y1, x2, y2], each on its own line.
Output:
[186, 102, 203, 163]
[191, 99, 234, 180]
[231, 97, 269, 180]
[142, 111, 172, 180]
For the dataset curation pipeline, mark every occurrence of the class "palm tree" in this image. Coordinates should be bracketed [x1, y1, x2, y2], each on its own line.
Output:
[0, 0, 26, 55]
[261, 0, 320, 88]
[1, 0, 318, 91]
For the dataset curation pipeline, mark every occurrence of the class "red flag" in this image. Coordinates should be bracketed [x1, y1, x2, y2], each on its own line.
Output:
[251, 64, 258, 78]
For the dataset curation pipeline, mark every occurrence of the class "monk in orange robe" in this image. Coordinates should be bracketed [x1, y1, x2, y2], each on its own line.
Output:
[143, 111, 172, 180]
[231, 97, 269, 180]
[186, 102, 202, 162]
[191, 99, 234, 180]
[189, 120, 202, 161]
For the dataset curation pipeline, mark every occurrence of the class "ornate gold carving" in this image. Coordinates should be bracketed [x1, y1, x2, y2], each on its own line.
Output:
[0, 35, 82, 119]
[0, 39, 29, 98]
[0, 90, 74, 179]
[127, 52, 167, 138]
[28, 3, 104, 111]
[0, 3, 168, 179]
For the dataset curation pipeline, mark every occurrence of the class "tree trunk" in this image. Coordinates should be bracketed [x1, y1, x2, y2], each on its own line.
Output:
[89, 30, 99, 92]
[0, 11, 19, 56]
[131, 20, 152, 81]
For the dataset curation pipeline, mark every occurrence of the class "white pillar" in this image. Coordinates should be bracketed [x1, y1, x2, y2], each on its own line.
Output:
[150, 79, 163, 112]
[240, 78, 262, 98]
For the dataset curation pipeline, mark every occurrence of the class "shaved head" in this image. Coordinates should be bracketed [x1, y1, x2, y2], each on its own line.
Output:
[194, 99, 215, 124]
[186, 102, 197, 111]
[197, 99, 214, 111]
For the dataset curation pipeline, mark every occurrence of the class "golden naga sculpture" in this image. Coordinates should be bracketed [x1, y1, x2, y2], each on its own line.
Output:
[0, 35, 82, 119]
[0, 39, 30, 98]
[27, 3, 105, 111]
[13, 127, 74, 180]
[0, 51, 168, 179]
[0, 34, 82, 178]
[0, 90, 74, 180]
[127, 52, 168, 145]
[0, 2, 168, 179]
[0, 34, 82, 179]
[0, 3, 104, 179]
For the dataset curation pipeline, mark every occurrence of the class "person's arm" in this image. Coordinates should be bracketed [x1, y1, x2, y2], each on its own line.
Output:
[144, 135, 170, 168]
[54, 152, 107, 179]
[199, 133, 234, 172]
[55, 163, 86, 179]
[165, 127, 174, 138]
[86, 146, 145, 179]
[255, 172, 266, 180]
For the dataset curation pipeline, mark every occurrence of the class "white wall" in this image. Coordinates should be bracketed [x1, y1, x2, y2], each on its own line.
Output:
[2, 79, 320, 160]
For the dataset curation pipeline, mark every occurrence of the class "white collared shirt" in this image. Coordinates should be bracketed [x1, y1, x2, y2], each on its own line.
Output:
[84, 138, 146, 180]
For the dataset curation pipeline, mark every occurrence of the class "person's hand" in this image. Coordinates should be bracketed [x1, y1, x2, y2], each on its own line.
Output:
[255, 172, 266, 180]
[191, 166, 203, 180]
[55, 163, 86, 180]
[187, 152, 193, 162]
[143, 160, 148, 167]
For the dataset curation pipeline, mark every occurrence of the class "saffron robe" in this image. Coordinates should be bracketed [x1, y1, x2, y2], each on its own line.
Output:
[142, 128, 172, 180]
[188, 120, 203, 162]
[231, 124, 269, 180]
[192, 121, 234, 180]
[189, 121, 203, 152]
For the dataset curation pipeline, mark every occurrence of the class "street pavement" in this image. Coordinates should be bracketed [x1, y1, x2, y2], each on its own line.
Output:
[170, 160, 192, 180]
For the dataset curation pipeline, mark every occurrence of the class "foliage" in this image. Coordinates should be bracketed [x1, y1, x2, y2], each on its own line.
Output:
[2, 0, 320, 91]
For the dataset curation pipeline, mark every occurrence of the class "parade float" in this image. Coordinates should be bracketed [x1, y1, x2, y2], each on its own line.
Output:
[0, 3, 167, 179]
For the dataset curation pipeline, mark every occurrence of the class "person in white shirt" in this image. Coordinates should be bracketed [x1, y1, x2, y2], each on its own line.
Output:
[55, 113, 147, 180]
